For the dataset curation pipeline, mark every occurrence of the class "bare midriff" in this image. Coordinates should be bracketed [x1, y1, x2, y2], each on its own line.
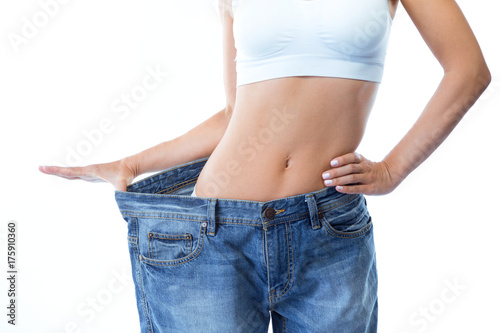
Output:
[195, 76, 380, 201]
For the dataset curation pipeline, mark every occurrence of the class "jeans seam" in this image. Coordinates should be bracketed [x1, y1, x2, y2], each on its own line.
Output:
[318, 194, 359, 215]
[128, 158, 206, 190]
[262, 227, 267, 275]
[155, 179, 197, 195]
[121, 212, 206, 222]
[148, 233, 153, 258]
[320, 216, 373, 238]
[140, 223, 206, 267]
[265, 229, 274, 311]
[217, 214, 307, 226]
[275, 222, 294, 300]
[132, 218, 154, 333]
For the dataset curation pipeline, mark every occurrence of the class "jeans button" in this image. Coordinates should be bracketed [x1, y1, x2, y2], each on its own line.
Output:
[263, 207, 276, 219]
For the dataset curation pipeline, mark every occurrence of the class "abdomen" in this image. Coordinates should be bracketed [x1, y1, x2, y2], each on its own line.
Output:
[195, 76, 379, 201]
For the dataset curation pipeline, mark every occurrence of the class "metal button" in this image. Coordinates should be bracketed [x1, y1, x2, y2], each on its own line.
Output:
[263, 207, 276, 219]
[201, 222, 207, 228]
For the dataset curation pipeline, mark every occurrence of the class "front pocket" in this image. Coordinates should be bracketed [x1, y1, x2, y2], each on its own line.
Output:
[148, 232, 193, 260]
[320, 213, 372, 239]
[319, 194, 372, 239]
[139, 221, 207, 267]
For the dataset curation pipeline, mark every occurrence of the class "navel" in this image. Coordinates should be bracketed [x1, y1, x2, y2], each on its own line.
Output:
[284, 155, 292, 170]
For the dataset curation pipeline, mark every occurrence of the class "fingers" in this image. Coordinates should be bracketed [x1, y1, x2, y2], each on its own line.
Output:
[38, 165, 89, 180]
[320, 153, 398, 195]
[334, 184, 369, 194]
[328, 152, 362, 168]
[322, 153, 364, 179]
[321, 152, 366, 190]
[323, 171, 366, 188]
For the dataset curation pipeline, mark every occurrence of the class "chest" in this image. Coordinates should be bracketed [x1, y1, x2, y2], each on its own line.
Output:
[232, 0, 392, 57]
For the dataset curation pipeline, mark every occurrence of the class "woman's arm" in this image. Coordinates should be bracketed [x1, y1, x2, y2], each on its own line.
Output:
[39, 3, 238, 190]
[322, 0, 491, 194]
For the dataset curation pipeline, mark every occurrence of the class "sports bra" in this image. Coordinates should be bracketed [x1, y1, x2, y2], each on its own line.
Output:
[231, 0, 393, 87]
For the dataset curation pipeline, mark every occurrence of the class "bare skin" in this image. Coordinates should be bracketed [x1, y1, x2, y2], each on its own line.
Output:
[40, 0, 490, 200]
[194, 76, 380, 200]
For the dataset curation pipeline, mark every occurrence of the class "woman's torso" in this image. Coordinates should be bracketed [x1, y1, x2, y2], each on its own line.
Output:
[195, 0, 397, 201]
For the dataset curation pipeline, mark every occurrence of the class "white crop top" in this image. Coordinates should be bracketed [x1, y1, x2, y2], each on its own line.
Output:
[230, 0, 393, 87]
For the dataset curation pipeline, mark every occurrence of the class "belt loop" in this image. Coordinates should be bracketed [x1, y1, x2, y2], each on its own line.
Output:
[305, 194, 321, 230]
[207, 199, 217, 236]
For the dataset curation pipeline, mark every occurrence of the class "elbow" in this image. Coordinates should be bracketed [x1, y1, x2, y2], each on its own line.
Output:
[224, 103, 234, 120]
[479, 65, 492, 91]
[471, 58, 491, 90]
[446, 60, 491, 95]
[472, 58, 492, 91]
[225, 95, 235, 118]
[475, 64, 491, 98]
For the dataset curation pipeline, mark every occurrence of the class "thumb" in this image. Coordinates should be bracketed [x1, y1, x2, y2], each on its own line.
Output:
[114, 179, 129, 192]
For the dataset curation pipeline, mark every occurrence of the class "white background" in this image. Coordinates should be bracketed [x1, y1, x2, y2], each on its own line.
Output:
[1, 0, 499, 332]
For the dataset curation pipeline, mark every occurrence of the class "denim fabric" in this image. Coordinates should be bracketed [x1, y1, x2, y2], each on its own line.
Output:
[115, 157, 377, 333]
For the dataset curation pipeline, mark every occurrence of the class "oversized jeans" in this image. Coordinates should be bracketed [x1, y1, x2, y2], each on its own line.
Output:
[114, 157, 377, 332]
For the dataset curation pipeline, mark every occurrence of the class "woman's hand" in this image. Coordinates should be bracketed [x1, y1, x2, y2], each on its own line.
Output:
[321, 152, 401, 195]
[39, 158, 137, 192]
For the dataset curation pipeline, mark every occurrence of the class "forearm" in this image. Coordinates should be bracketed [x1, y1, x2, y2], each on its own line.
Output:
[124, 107, 231, 176]
[382, 68, 491, 184]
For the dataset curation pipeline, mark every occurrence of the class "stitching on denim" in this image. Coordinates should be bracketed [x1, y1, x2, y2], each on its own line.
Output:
[121, 212, 206, 222]
[208, 198, 216, 236]
[121, 193, 359, 226]
[262, 227, 266, 272]
[265, 229, 274, 311]
[217, 212, 309, 225]
[269, 290, 275, 311]
[127, 158, 207, 190]
[216, 221, 262, 227]
[120, 190, 267, 204]
[320, 216, 373, 238]
[129, 216, 138, 244]
[149, 233, 192, 241]
[216, 216, 304, 227]
[155, 179, 197, 195]
[132, 216, 138, 241]
[187, 235, 192, 253]
[283, 317, 287, 333]
[275, 222, 294, 299]
[124, 213, 304, 227]
[148, 233, 153, 259]
[147, 233, 192, 260]
[140, 224, 205, 267]
[317, 194, 359, 214]
[131, 218, 153, 333]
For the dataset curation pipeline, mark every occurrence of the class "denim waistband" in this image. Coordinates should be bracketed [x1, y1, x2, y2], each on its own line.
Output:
[115, 157, 366, 235]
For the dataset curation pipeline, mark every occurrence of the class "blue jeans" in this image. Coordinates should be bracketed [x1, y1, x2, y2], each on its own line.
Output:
[115, 157, 377, 332]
